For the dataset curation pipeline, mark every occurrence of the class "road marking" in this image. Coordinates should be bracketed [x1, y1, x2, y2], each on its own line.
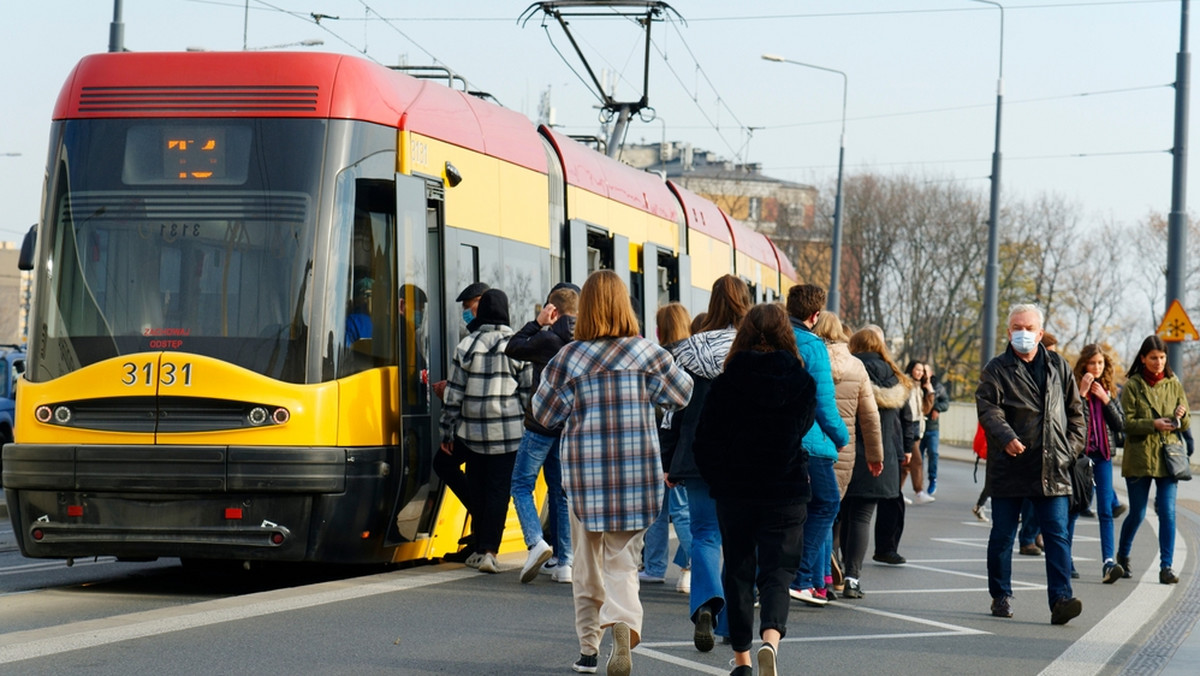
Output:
[0, 557, 117, 577]
[0, 563, 481, 664]
[1040, 519, 1187, 676]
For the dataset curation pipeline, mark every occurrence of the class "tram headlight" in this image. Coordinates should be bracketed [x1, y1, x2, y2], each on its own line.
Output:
[53, 406, 73, 424]
[247, 406, 269, 426]
[35, 405, 53, 423]
[271, 407, 290, 425]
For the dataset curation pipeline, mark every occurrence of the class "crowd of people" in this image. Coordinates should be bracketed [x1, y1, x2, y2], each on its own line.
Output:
[432, 271, 1190, 676]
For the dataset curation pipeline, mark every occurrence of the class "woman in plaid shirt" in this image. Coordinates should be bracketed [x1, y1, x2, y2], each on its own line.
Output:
[439, 289, 533, 574]
[533, 270, 693, 676]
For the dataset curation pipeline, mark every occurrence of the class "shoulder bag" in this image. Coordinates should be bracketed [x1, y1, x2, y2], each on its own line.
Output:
[1153, 405, 1192, 481]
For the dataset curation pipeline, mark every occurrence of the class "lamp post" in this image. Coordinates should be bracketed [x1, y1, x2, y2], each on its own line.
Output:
[762, 54, 847, 313]
[973, 0, 1005, 368]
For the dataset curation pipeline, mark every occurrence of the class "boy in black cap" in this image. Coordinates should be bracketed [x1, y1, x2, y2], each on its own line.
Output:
[457, 282, 491, 336]
[440, 289, 532, 573]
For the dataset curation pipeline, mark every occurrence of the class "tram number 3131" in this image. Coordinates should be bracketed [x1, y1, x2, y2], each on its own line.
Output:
[121, 361, 194, 387]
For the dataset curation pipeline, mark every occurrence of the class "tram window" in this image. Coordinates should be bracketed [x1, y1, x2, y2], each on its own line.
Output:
[337, 177, 397, 377]
[586, 230, 613, 274]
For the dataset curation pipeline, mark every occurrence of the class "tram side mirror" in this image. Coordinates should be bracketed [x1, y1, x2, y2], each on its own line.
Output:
[17, 224, 36, 271]
[444, 161, 463, 188]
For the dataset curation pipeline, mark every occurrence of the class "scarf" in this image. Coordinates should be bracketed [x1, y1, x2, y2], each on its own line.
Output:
[1085, 396, 1111, 460]
[1144, 370, 1166, 387]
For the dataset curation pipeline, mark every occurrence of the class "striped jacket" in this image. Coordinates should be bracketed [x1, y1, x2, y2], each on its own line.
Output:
[533, 336, 693, 532]
[440, 324, 533, 454]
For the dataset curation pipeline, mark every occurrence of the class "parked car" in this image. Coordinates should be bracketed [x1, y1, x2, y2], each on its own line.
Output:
[0, 344, 25, 472]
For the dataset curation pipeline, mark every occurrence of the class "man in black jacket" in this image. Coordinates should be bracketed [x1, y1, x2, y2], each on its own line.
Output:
[976, 303, 1086, 625]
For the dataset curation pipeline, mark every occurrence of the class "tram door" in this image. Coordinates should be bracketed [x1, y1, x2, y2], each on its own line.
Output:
[387, 174, 443, 543]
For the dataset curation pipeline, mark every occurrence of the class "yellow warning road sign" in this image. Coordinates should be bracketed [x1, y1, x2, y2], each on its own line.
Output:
[1157, 299, 1200, 342]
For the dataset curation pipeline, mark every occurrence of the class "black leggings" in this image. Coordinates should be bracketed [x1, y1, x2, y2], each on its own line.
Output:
[838, 497, 878, 579]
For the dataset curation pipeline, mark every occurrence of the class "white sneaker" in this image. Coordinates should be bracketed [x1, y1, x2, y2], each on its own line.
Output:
[463, 552, 485, 569]
[638, 571, 666, 584]
[551, 563, 573, 583]
[540, 557, 559, 575]
[903, 494, 914, 505]
[521, 539, 554, 584]
[676, 569, 691, 594]
[914, 491, 936, 504]
[478, 552, 500, 574]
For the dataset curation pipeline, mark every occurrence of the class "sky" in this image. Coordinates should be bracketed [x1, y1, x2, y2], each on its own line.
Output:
[0, 0, 1191, 246]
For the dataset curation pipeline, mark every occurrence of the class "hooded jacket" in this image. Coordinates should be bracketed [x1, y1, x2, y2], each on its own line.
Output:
[844, 351, 913, 500]
[667, 327, 736, 482]
[791, 317, 850, 461]
[976, 344, 1085, 497]
[1120, 372, 1190, 478]
[693, 350, 817, 502]
[504, 314, 576, 436]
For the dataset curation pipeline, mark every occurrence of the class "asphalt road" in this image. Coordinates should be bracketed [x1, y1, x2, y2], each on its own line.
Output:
[1, 448, 1198, 675]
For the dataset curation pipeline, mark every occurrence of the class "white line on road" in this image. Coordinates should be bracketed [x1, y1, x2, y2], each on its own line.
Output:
[0, 563, 481, 664]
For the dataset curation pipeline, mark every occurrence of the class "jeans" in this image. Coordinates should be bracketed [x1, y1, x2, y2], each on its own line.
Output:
[685, 478, 728, 637]
[1018, 499, 1040, 547]
[796, 458, 838, 590]
[643, 484, 691, 577]
[1067, 456, 1117, 564]
[510, 430, 572, 565]
[921, 428, 940, 483]
[988, 495, 1073, 609]
[717, 498, 806, 653]
[1119, 475, 1178, 569]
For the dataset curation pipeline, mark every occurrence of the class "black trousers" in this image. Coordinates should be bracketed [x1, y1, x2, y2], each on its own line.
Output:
[838, 497, 877, 579]
[874, 494, 906, 556]
[716, 498, 806, 653]
[434, 438, 475, 516]
[465, 446, 517, 553]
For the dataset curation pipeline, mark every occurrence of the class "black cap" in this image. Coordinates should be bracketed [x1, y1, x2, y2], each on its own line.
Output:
[455, 282, 490, 302]
[548, 282, 581, 299]
[467, 289, 510, 332]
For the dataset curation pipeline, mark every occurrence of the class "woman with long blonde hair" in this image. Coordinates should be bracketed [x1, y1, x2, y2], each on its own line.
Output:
[533, 270, 694, 675]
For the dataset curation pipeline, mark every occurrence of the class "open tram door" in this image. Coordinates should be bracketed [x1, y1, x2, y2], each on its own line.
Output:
[385, 174, 446, 550]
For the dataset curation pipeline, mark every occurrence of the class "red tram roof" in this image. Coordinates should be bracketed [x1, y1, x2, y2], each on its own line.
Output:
[541, 128, 680, 222]
[724, 215, 779, 271]
[666, 182, 733, 245]
[771, 238, 798, 281]
[53, 51, 546, 173]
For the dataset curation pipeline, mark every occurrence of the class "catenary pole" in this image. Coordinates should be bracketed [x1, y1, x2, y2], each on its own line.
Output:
[1167, 0, 1191, 375]
[975, 0, 1004, 368]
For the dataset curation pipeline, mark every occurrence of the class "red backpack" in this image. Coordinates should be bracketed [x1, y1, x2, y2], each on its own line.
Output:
[973, 423, 987, 483]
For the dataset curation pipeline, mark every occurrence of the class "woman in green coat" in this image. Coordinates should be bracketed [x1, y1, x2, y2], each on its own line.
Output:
[1117, 335, 1189, 585]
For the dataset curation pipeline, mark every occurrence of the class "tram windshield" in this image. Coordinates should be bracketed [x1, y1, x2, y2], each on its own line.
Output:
[30, 118, 325, 383]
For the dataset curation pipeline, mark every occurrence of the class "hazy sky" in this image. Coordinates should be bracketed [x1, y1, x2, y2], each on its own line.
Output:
[0, 0, 1189, 244]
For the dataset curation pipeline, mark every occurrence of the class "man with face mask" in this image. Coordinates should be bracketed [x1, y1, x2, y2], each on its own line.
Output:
[976, 303, 1086, 625]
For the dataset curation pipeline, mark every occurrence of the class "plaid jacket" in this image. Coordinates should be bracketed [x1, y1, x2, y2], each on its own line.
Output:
[440, 324, 533, 454]
[533, 336, 693, 531]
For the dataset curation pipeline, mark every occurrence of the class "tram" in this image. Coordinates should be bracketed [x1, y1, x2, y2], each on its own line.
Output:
[1, 51, 797, 565]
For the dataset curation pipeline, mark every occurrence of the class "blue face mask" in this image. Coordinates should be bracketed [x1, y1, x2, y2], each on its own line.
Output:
[413, 310, 423, 327]
[1010, 329, 1038, 355]
[462, 309, 474, 325]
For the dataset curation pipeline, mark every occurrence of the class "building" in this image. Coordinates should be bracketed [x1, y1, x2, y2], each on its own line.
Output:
[0, 243, 26, 345]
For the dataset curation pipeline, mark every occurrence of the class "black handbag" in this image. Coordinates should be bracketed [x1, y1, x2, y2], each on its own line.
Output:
[1162, 432, 1192, 481]
[1069, 455, 1095, 514]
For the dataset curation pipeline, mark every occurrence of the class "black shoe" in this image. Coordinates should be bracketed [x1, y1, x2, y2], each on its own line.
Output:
[1071, 567, 1080, 579]
[572, 653, 598, 674]
[441, 548, 472, 563]
[1080, 507, 1096, 518]
[991, 596, 1013, 618]
[873, 551, 906, 565]
[1051, 597, 1082, 625]
[729, 666, 753, 676]
[1019, 544, 1043, 556]
[1117, 555, 1133, 578]
[693, 607, 715, 652]
[842, 578, 863, 599]
[1103, 561, 1124, 584]
[1112, 503, 1128, 518]
[1160, 567, 1180, 584]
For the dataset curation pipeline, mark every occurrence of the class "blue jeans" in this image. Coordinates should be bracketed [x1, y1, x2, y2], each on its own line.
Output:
[1068, 456, 1118, 564]
[510, 429, 572, 566]
[1119, 475, 1178, 569]
[1018, 499, 1040, 547]
[988, 495, 1073, 609]
[643, 484, 691, 577]
[796, 457, 838, 590]
[920, 428, 940, 483]
[685, 478, 728, 637]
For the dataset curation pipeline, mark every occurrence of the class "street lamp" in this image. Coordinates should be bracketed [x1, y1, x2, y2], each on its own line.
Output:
[762, 54, 847, 313]
[973, 0, 1004, 368]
